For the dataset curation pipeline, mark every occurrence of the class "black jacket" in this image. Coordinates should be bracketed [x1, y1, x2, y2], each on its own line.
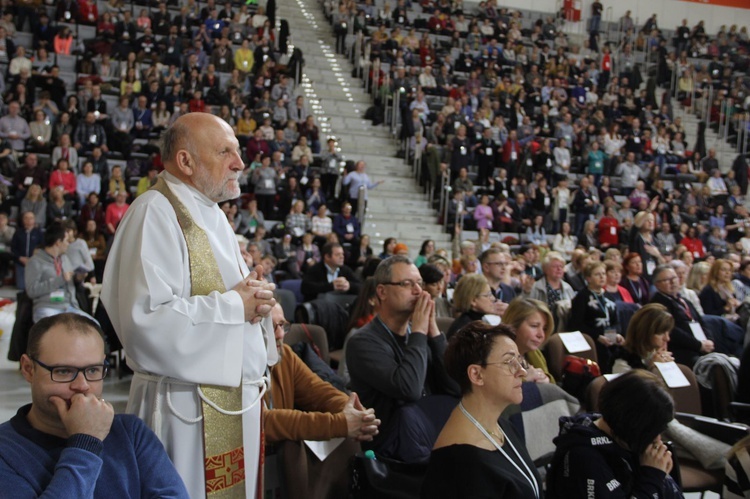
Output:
[301, 261, 360, 301]
[548, 414, 682, 499]
[649, 292, 706, 367]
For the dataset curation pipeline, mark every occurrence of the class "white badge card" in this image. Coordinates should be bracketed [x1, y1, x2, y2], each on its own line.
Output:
[654, 361, 690, 388]
[689, 321, 707, 342]
[483, 314, 501, 326]
[50, 290, 65, 303]
[558, 331, 592, 353]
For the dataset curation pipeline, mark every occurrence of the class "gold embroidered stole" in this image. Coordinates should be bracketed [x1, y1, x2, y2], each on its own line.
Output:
[152, 178, 245, 498]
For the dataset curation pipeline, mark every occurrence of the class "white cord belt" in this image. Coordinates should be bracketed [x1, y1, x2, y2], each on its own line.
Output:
[133, 371, 269, 437]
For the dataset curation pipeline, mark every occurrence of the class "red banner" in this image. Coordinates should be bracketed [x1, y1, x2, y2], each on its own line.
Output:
[680, 0, 750, 8]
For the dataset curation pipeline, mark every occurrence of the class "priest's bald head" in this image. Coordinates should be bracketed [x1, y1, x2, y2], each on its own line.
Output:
[160, 113, 244, 203]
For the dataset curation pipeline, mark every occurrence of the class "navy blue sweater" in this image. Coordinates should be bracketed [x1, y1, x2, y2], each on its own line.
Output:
[0, 405, 189, 498]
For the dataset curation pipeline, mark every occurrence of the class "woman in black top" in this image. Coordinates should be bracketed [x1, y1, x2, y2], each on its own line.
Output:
[619, 303, 675, 370]
[621, 252, 651, 306]
[569, 261, 622, 374]
[422, 322, 542, 499]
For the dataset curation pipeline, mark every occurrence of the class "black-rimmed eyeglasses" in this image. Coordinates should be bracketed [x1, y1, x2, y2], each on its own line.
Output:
[382, 279, 423, 289]
[31, 358, 109, 383]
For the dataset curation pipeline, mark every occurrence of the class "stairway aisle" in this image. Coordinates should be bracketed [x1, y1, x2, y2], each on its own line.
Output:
[276, 0, 452, 254]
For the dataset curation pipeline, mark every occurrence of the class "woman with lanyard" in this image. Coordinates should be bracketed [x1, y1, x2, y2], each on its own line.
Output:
[621, 252, 651, 306]
[569, 261, 623, 374]
[630, 210, 665, 282]
[422, 321, 542, 499]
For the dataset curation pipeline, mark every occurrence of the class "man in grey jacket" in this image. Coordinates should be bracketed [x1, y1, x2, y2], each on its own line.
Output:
[25, 222, 91, 323]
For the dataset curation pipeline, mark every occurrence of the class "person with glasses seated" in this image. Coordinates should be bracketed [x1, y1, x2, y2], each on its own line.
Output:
[422, 322, 541, 499]
[649, 264, 717, 368]
[346, 256, 460, 463]
[447, 274, 505, 339]
[264, 303, 380, 498]
[480, 248, 517, 315]
[0, 313, 188, 497]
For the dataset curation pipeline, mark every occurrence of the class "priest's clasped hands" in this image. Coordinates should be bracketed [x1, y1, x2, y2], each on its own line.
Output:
[234, 265, 277, 324]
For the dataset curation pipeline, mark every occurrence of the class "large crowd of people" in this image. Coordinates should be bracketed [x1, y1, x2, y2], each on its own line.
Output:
[0, 0, 750, 497]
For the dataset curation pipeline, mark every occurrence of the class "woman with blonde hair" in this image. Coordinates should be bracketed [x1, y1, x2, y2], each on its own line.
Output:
[619, 303, 675, 371]
[503, 298, 555, 383]
[630, 210, 664, 281]
[686, 261, 710, 292]
[447, 274, 501, 338]
[699, 258, 740, 320]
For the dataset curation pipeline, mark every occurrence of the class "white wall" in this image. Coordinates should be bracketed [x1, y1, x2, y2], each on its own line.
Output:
[462, 0, 750, 37]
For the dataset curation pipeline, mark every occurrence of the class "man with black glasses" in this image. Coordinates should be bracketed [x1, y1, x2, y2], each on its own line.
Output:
[0, 313, 188, 497]
[346, 256, 459, 462]
[479, 248, 516, 316]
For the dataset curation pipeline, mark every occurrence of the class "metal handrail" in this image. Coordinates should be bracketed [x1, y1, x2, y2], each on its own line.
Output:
[357, 185, 367, 221]
[391, 87, 400, 135]
[439, 172, 449, 230]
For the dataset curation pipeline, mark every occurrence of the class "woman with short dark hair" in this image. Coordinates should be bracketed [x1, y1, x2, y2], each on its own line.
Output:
[548, 370, 682, 498]
[422, 322, 541, 499]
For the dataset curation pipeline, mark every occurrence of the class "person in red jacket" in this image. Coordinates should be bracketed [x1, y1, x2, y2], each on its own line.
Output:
[77, 0, 99, 25]
[48, 158, 77, 200]
[598, 206, 620, 249]
[680, 225, 706, 259]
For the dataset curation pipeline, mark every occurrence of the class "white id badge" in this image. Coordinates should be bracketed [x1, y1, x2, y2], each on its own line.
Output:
[50, 290, 65, 303]
[646, 260, 656, 275]
[689, 321, 707, 341]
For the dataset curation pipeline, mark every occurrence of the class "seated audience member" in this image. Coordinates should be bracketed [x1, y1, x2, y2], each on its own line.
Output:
[699, 259, 741, 320]
[296, 232, 321, 273]
[346, 256, 460, 462]
[422, 322, 541, 499]
[63, 221, 95, 280]
[332, 202, 361, 245]
[480, 248, 516, 311]
[603, 259, 634, 303]
[301, 242, 361, 302]
[266, 302, 380, 443]
[568, 261, 623, 373]
[419, 263, 451, 318]
[618, 303, 675, 371]
[25, 223, 91, 323]
[265, 303, 380, 496]
[503, 298, 556, 383]
[621, 252, 651, 306]
[649, 265, 716, 367]
[548, 370, 682, 498]
[525, 251, 575, 330]
[564, 251, 590, 293]
[447, 273, 505, 338]
[1, 313, 189, 497]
